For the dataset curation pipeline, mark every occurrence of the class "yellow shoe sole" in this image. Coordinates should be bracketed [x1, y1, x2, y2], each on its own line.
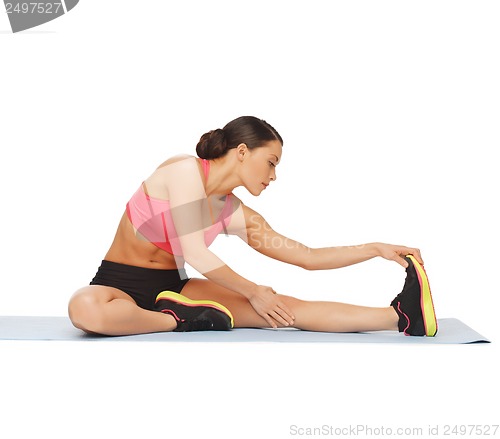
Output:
[406, 255, 438, 337]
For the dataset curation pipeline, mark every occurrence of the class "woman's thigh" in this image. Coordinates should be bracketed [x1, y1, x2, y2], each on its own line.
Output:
[181, 278, 301, 328]
[70, 285, 137, 306]
[68, 285, 137, 325]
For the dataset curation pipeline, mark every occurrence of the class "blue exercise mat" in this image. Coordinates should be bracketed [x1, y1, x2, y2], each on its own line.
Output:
[0, 316, 490, 344]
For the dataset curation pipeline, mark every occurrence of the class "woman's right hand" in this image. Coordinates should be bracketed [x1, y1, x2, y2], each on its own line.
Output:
[248, 285, 295, 329]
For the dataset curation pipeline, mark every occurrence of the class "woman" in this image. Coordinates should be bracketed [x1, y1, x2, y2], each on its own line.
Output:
[68, 116, 437, 337]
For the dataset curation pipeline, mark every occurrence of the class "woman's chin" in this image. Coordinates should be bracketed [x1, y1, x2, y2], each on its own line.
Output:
[246, 187, 263, 197]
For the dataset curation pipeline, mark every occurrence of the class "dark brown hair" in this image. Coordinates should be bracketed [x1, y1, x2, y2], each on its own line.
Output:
[196, 116, 283, 160]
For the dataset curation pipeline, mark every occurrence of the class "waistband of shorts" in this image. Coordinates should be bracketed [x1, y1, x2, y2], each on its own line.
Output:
[98, 260, 187, 279]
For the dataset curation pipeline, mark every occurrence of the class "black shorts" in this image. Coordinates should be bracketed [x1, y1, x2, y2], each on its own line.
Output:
[89, 260, 190, 311]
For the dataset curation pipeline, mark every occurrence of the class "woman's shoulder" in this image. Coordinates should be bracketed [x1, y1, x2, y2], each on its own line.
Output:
[155, 154, 199, 170]
[150, 154, 203, 181]
[145, 154, 204, 198]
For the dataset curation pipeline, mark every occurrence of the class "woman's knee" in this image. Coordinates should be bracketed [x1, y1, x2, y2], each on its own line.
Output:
[68, 289, 104, 333]
[279, 294, 304, 309]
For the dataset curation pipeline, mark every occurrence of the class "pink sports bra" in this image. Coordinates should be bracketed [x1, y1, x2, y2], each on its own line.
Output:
[126, 159, 233, 255]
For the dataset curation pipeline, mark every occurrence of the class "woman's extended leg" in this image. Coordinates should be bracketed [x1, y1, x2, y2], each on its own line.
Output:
[181, 279, 399, 332]
[68, 285, 177, 336]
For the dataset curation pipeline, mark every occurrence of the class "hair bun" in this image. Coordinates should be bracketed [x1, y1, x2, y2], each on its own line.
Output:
[196, 128, 227, 159]
[195, 116, 283, 159]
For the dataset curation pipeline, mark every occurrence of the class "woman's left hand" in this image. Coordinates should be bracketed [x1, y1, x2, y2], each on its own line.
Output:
[374, 243, 424, 268]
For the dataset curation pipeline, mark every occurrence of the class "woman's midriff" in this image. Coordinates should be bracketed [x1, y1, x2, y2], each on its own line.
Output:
[103, 212, 183, 270]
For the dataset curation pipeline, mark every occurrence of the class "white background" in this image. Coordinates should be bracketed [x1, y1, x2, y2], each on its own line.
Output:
[1, 1, 499, 438]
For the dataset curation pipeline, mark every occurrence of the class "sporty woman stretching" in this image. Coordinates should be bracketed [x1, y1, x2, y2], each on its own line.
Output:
[68, 116, 437, 337]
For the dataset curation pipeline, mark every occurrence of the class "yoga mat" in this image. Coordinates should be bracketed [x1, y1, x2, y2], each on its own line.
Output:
[0, 316, 490, 344]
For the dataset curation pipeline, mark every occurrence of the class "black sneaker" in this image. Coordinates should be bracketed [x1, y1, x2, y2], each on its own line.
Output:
[155, 291, 234, 332]
[390, 255, 438, 336]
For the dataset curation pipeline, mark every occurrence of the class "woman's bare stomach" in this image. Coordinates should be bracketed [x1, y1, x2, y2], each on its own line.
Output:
[103, 212, 183, 270]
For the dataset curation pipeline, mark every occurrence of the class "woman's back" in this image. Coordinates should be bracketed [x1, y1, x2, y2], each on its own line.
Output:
[104, 155, 233, 269]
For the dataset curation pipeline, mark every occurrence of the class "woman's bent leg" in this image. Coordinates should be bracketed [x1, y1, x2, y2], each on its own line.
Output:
[181, 279, 399, 332]
[68, 285, 177, 336]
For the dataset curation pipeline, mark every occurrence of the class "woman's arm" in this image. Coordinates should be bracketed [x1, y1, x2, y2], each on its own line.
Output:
[240, 204, 423, 269]
[180, 234, 297, 328]
[301, 242, 423, 269]
[162, 158, 295, 327]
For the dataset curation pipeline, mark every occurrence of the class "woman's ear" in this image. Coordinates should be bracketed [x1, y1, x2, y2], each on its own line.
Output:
[236, 143, 248, 161]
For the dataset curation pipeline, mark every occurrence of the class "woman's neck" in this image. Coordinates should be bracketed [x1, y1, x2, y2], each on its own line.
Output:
[204, 156, 241, 196]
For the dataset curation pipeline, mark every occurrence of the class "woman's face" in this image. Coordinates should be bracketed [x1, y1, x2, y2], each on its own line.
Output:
[240, 140, 282, 196]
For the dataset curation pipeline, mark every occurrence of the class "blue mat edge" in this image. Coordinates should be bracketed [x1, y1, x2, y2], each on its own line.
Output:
[0, 316, 491, 344]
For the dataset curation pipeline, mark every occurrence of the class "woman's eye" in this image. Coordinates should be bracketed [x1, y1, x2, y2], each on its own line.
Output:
[269, 161, 276, 168]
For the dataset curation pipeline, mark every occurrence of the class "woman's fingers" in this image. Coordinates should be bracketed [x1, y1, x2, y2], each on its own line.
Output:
[384, 245, 424, 268]
[259, 301, 295, 329]
[269, 309, 292, 327]
[399, 247, 424, 267]
[277, 300, 295, 324]
[262, 313, 278, 329]
[267, 298, 295, 328]
[396, 255, 409, 268]
[408, 248, 424, 265]
[250, 285, 296, 328]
